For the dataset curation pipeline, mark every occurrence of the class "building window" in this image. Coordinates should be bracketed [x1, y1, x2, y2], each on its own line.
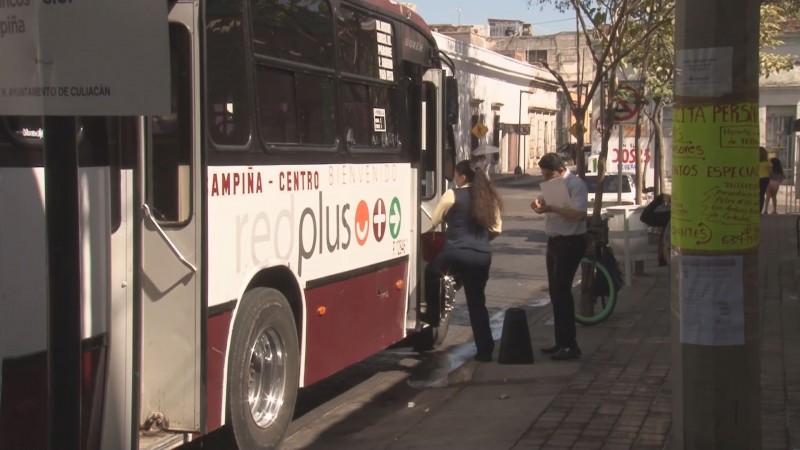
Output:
[527, 50, 547, 65]
[765, 110, 795, 169]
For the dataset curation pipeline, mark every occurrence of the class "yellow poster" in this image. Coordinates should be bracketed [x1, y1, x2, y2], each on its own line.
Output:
[671, 103, 760, 251]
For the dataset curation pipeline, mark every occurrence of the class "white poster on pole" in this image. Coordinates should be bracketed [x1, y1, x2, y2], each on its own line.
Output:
[679, 255, 745, 346]
[675, 47, 733, 98]
[0, 0, 170, 116]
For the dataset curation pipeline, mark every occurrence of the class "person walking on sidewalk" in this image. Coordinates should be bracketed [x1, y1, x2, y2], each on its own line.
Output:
[763, 156, 785, 214]
[640, 193, 671, 266]
[426, 160, 503, 362]
[758, 146, 771, 213]
[531, 153, 588, 361]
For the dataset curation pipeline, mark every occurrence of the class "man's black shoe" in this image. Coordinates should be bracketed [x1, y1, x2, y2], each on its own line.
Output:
[550, 347, 581, 361]
[540, 344, 561, 355]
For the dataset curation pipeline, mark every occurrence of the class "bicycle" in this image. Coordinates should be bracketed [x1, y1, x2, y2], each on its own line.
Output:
[573, 217, 623, 326]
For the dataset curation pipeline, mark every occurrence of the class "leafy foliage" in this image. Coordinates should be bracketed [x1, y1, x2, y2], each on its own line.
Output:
[760, 2, 796, 77]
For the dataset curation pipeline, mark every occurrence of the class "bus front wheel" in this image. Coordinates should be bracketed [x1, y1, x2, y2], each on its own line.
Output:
[227, 288, 299, 449]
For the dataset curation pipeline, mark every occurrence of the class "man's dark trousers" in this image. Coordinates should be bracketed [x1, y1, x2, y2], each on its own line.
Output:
[546, 235, 586, 348]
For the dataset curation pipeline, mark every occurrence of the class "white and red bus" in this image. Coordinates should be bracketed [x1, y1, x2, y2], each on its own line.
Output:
[0, 0, 458, 448]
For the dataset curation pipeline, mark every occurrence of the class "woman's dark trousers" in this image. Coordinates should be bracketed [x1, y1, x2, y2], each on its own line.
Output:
[759, 177, 769, 212]
[546, 235, 586, 348]
[425, 247, 493, 357]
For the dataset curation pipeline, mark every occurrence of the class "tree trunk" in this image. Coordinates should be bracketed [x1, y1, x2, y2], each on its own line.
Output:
[650, 101, 666, 194]
[634, 111, 643, 204]
[579, 74, 618, 316]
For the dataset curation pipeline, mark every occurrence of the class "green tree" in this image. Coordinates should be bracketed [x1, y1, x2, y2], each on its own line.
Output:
[527, 0, 671, 191]
[761, 1, 798, 77]
[622, 0, 798, 197]
[621, 0, 674, 197]
[528, 0, 673, 316]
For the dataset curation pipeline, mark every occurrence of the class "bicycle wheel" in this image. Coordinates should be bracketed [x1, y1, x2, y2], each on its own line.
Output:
[573, 256, 617, 325]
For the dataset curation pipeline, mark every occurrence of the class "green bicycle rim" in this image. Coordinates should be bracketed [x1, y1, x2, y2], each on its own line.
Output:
[574, 256, 617, 325]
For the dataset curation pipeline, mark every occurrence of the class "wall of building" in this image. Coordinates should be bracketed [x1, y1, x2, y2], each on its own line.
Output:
[487, 32, 596, 86]
[434, 32, 560, 173]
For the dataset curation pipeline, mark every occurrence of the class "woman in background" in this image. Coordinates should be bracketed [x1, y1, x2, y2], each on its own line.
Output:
[425, 160, 503, 362]
[764, 157, 785, 214]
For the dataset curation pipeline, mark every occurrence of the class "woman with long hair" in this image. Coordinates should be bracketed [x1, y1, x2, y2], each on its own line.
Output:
[764, 157, 785, 214]
[424, 160, 503, 361]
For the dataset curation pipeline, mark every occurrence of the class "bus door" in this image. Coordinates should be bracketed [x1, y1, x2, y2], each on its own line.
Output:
[138, 2, 202, 435]
[419, 68, 447, 233]
[415, 68, 456, 331]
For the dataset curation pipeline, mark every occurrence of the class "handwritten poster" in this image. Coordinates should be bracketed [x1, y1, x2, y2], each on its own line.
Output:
[670, 103, 760, 251]
[679, 255, 744, 346]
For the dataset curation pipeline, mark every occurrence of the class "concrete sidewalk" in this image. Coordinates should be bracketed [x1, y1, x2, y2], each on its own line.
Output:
[393, 249, 673, 449]
[431, 214, 799, 450]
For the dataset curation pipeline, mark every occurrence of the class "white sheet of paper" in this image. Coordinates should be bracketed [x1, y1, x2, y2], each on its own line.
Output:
[540, 176, 572, 209]
[679, 255, 744, 346]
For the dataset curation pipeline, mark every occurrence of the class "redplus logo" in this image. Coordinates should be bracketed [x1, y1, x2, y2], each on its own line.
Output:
[372, 199, 387, 242]
[354, 200, 370, 246]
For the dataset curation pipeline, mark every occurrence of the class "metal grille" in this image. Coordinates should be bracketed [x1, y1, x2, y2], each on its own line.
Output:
[765, 114, 798, 213]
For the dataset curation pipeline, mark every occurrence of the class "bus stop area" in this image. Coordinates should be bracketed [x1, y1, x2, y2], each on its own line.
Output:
[281, 175, 800, 450]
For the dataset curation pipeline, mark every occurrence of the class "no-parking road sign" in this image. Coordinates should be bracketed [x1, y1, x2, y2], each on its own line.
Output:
[613, 84, 642, 123]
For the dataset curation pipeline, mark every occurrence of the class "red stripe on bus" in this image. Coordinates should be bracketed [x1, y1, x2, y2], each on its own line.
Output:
[206, 310, 233, 432]
[303, 262, 407, 386]
[0, 338, 106, 450]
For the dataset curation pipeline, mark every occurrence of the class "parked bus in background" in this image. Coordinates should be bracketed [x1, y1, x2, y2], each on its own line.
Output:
[0, 0, 458, 448]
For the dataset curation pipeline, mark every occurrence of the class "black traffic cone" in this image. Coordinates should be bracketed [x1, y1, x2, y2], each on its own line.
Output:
[497, 307, 534, 364]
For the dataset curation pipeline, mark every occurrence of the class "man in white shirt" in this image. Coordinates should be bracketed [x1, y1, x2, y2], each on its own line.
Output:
[531, 153, 588, 360]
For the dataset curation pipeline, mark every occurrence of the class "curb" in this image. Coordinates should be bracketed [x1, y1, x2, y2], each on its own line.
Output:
[445, 359, 480, 386]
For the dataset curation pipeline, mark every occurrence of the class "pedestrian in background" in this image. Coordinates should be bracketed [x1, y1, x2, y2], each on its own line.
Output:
[471, 153, 489, 176]
[426, 160, 503, 362]
[759, 147, 771, 213]
[531, 153, 588, 361]
[764, 157, 785, 214]
[640, 193, 671, 266]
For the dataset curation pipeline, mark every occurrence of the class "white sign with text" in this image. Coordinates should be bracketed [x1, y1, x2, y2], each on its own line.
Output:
[0, 0, 170, 115]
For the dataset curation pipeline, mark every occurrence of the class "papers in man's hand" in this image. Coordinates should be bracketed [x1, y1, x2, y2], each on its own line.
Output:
[540, 176, 572, 209]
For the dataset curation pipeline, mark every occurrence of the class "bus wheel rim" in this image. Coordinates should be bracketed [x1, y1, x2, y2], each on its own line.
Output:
[247, 326, 287, 428]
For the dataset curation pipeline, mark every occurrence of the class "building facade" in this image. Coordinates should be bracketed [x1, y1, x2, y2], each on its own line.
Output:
[434, 32, 560, 174]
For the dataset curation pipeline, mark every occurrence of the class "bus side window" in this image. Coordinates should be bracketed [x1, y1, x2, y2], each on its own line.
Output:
[255, 67, 336, 146]
[337, 6, 380, 78]
[206, 0, 252, 148]
[341, 82, 370, 146]
[148, 24, 192, 224]
[337, 6, 400, 152]
[257, 67, 298, 144]
[251, 0, 335, 69]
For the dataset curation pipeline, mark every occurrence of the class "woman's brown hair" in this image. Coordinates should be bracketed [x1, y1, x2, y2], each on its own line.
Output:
[455, 160, 503, 229]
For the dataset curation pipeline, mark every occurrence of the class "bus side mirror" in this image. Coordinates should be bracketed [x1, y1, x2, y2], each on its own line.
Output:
[445, 76, 458, 127]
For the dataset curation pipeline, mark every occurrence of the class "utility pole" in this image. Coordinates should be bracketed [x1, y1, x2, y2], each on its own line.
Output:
[672, 0, 761, 449]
